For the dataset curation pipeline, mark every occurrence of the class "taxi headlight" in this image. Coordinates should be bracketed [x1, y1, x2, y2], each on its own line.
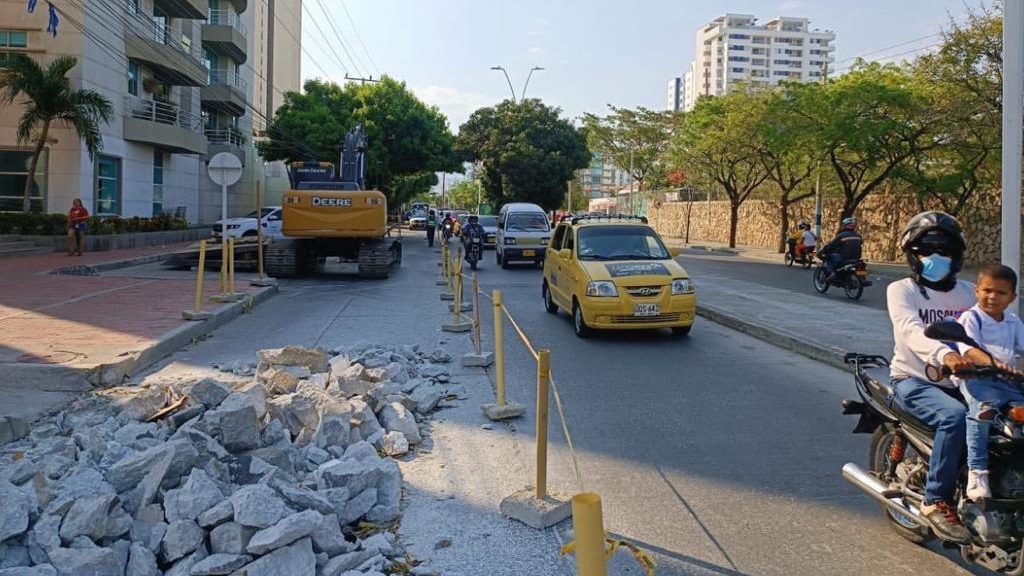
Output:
[504, 237, 517, 245]
[586, 281, 619, 297]
[672, 278, 695, 295]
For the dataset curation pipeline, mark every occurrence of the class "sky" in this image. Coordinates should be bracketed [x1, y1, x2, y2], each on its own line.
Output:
[299, 0, 978, 131]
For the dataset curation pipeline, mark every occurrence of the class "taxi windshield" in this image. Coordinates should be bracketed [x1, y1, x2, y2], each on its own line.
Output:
[577, 227, 671, 261]
[506, 213, 550, 232]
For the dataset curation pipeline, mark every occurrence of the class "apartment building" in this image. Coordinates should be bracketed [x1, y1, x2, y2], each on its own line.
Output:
[665, 76, 682, 112]
[681, 13, 835, 111]
[0, 0, 301, 221]
[580, 152, 633, 200]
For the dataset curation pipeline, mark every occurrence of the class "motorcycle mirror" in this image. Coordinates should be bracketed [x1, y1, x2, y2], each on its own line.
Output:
[924, 320, 981, 349]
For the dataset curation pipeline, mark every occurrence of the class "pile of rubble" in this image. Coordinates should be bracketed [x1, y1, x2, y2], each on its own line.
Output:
[0, 343, 459, 576]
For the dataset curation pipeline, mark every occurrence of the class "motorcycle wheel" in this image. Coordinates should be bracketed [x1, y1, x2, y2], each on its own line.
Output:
[812, 267, 829, 293]
[802, 256, 813, 269]
[785, 252, 795, 267]
[844, 275, 864, 300]
[869, 425, 934, 545]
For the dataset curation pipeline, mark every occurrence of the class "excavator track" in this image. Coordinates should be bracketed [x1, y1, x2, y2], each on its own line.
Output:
[357, 240, 395, 279]
[265, 239, 302, 278]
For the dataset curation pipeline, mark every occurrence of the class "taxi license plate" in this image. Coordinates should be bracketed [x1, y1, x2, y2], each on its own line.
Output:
[522, 250, 535, 257]
[634, 303, 660, 317]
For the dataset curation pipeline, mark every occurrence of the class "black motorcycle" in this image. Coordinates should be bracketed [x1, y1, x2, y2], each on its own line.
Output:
[442, 221, 453, 243]
[812, 253, 871, 300]
[785, 238, 814, 269]
[464, 233, 483, 271]
[843, 321, 1024, 574]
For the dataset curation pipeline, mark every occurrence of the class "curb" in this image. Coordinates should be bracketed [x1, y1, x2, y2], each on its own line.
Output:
[696, 302, 851, 372]
[49, 252, 180, 276]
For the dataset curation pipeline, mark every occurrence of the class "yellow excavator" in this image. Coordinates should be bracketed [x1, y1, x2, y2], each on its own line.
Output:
[265, 126, 402, 279]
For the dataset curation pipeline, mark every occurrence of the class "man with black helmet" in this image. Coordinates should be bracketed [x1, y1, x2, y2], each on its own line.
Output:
[887, 211, 976, 542]
[820, 217, 862, 281]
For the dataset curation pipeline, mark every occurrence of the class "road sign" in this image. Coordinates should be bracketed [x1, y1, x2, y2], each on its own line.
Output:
[208, 152, 243, 186]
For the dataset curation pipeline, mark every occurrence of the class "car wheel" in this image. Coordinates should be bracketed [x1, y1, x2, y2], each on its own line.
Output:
[572, 300, 592, 339]
[543, 283, 558, 314]
[242, 230, 258, 237]
[672, 326, 692, 337]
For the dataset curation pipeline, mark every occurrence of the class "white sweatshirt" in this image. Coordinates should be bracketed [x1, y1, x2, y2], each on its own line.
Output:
[956, 304, 1024, 366]
[888, 278, 976, 387]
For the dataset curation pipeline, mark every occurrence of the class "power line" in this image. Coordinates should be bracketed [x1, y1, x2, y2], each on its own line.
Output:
[300, 1, 352, 76]
[831, 41, 943, 75]
[339, 0, 380, 75]
[832, 32, 942, 67]
[313, 0, 367, 77]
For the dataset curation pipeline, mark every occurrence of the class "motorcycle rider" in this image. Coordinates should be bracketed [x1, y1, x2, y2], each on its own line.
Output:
[797, 220, 816, 261]
[426, 210, 437, 247]
[441, 212, 454, 242]
[821, 217, 862, 282]
[461, 215, 486, 257]
[887, 211, 976, 542]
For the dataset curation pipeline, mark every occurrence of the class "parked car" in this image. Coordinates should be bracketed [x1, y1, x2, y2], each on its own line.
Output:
[408, 211, 428, 230]
[541, 214, 696, 338]
[496, 202, 551, 268]
[212, 207, 283, 240]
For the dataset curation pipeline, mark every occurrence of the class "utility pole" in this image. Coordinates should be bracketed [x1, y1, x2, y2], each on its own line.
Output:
[441, 173, 447, 209]
[345, 74, 381, 85]
[628, 147, 635, 215]
[1004, 0, 1023, 312]
[814, 60, 828, 239]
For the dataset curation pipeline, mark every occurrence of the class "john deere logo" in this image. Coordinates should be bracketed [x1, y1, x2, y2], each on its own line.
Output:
[312, 197, 352, 207]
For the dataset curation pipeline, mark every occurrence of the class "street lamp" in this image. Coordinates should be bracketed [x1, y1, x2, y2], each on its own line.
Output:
[490, 66, 517, 104]
[522, 66, 545, 100]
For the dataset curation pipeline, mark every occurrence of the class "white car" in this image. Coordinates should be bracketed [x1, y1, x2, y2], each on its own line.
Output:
[408, 211, 428, 230]
[213, 207, 283, 239]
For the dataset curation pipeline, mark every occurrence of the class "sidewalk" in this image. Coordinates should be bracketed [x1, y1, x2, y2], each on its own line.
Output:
[0, 243, 277, 420]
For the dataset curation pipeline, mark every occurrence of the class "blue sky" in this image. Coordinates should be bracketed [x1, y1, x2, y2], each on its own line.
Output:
[301, 0, 975, 131]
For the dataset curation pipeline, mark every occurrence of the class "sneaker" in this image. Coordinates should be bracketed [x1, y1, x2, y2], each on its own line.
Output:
[967, 470, 992, 500]
[921, 500, 971, 542]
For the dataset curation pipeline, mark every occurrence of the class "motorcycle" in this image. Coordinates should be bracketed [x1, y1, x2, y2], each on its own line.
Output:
[785, 238, 814, 269]
[812, 253, 871, 300]
[463, 232, 483, 271]
[442, 221, 453, 243]
[842, 320, 1024, 574]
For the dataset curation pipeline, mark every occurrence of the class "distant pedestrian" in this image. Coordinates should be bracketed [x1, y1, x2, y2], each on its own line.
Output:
[67, 198, 88, 256]
[426, 209, 437, 247]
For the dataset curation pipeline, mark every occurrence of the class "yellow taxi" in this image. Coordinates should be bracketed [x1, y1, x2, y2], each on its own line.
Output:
[541, 215, 696, 338]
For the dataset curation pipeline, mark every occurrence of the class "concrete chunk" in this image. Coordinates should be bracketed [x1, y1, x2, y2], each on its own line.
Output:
[0, 480, 32, 542]
[188, 553, 250, 575]
[209, 523, 254, 556]
[380, 402, 422, 445]
[258, 346, 327, 373]
[164, 469, 224, 523]
[161, 520, 204, 563]
[230, 537, 314, 576]
[246, 510, 323, 555]
[230, 484, 291, 528]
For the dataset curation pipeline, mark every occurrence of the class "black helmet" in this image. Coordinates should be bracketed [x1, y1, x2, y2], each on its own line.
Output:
[900, 211, 966, 288]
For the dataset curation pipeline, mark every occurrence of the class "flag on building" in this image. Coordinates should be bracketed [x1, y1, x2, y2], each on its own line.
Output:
[46, 2, 58, 37]
[26, 0, 37, 13]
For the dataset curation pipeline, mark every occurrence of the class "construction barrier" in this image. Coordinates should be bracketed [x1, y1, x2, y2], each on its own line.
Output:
[191, 240, 208, 314]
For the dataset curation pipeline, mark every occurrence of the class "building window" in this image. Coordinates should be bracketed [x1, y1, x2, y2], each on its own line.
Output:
[729, 44, 745, 51]
[95, 155, 121, 215]
[728, 33, 750, 39]
[727, 56, 748, 62]
[153, 151, 164, 216]
[0, 149, 46, 212]
[0, 30, 28, 68]
[731, 67, 745, 73]
[127, 61, 139, 96]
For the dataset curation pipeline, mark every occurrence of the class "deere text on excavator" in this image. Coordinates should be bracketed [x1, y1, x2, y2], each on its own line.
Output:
[265, 126, 402, 279]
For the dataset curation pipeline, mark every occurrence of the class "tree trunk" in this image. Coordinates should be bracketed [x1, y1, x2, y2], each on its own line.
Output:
[728, 201, 739, 248]
[778, 200, 789, 254]
[22, 120, 50, 213]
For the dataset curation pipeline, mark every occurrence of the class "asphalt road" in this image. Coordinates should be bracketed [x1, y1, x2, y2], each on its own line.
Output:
[122, 233, 978, 575]
[677, 250, 894, 311]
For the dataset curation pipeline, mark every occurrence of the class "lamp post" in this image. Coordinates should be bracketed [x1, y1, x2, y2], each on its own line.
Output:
[490, 66, 517, 104]
[522, 66, 545, 100]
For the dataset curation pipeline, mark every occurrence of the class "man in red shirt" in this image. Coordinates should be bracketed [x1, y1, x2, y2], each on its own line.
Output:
[67, 199, 88, 256]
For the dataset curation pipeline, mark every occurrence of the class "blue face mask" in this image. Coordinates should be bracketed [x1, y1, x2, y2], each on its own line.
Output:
[920, 254, 952, 282]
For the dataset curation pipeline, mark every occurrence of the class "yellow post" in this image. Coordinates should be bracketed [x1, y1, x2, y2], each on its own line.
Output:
[255, 181, 265, 279]
[193, 240, 208, 313]
[536, 348, 550, 500]
[493, 289, 505, 406]
[453, 258, 463, 323]
[571, 493, 609, 576]
[228, 237, 236, 294]
[219, 239, 227, 293]
[472, 273, 481, 354]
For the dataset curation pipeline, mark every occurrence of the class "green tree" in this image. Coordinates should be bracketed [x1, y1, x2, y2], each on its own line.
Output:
[582, 106, 675, 194]
[0, 55, 113, 212]
[457, 99, 590, 212]
[564, 175, 590, 212]
[259, 77, 461, 206]
[446, 179, 481, 210]
[670, 91, 770, 248]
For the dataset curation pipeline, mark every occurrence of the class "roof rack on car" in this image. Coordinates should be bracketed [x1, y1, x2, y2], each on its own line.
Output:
[570, 213, 649, 225]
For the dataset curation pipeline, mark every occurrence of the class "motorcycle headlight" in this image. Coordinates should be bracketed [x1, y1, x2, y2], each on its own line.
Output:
[504, 237, 517, 245]
[586, 281, 619, 297]
[671, 278, 695, 295]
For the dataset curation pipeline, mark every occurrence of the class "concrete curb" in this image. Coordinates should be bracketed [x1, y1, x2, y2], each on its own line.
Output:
[49, 252, 180, 276]
[696, 302, 851, 372]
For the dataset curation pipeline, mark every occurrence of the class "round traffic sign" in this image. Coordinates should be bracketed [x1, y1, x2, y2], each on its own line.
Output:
[208, 152, 243, 186]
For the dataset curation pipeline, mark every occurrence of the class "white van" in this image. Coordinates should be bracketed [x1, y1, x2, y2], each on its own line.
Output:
[496, 202, 551, 268]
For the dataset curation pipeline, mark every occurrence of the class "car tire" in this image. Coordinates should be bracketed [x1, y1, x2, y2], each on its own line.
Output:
[671, 326, 692, 337]
[572, 300, 592, 339]
[242, 230, 258, 237]
[543, 283, 558, 314]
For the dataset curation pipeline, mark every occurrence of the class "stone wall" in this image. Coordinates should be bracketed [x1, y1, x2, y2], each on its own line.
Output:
[648, 193, 1005, 265]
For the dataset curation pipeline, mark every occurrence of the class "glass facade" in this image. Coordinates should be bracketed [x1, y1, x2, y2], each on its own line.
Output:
[0, 149, 46, 212]
[0, 30, 28, 68]
[152, 151, 164, 216]
[95, 155, 121, 214]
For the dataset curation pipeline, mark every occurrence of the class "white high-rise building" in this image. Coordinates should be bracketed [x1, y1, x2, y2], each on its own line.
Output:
[681, 13, 835, 112]
[666, 77, 682, 112]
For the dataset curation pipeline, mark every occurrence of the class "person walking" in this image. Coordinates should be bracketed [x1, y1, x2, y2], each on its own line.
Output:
[67, 199, 89, 256]
[426, 210, 437, 247]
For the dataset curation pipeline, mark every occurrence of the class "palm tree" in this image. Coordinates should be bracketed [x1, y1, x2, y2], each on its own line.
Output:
[0, 55, 113, 212]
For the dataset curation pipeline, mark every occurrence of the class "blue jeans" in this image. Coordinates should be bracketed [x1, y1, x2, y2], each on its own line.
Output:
[959, 377, 1024, 471]
[823, 253, 843, 276]
[893, 377, 966, 504]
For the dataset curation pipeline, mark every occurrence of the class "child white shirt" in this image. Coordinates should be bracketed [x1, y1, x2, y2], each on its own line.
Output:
[801, 230, 816, 248]
[957, 304, 1024, 367]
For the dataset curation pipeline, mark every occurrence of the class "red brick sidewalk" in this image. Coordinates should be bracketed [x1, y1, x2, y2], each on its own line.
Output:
[0, 243, 260, 369]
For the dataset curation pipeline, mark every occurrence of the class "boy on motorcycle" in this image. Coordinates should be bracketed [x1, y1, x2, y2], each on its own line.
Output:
[821, 217, 862, 281]
[887, 211, 975, 542]
[954, 264, 1024, 501]
[461, 215, 485, 246]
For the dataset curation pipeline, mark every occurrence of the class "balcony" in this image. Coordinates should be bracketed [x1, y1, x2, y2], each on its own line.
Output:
[201, 68, 247, 116]
[204, 127, 246, 165]
[125, 13, 207, 86]
[123, 96, 207, 155]
[202, 10, 247, 64]
[153, 0, 206, 20]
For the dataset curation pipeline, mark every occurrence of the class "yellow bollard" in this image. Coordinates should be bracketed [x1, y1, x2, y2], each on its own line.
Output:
[472, 273, 482, 354]
[219, 239, 227, 293]
[571, 493, 609, 576]
[453, 258, 463, 324]
[255, 182, 265, 279]
[228, 237, 236, 294]
[536, 348, 550, 500]
[193, 240, 208, 313]
[493, 289, 505, 406]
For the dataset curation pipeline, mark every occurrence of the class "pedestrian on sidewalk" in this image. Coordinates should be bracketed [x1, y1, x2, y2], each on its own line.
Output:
[67, 199, 89, 256]
[426, 210, 437, 247]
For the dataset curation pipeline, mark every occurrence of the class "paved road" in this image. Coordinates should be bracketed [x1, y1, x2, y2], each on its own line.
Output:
[677, 250, 893, 311]
[122, 233, 977, 575]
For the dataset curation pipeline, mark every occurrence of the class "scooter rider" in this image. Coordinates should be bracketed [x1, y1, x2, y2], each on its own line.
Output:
[821, 217, 862, 281]
[461, 214, 485, 247]
[887, 211, 975, 542]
